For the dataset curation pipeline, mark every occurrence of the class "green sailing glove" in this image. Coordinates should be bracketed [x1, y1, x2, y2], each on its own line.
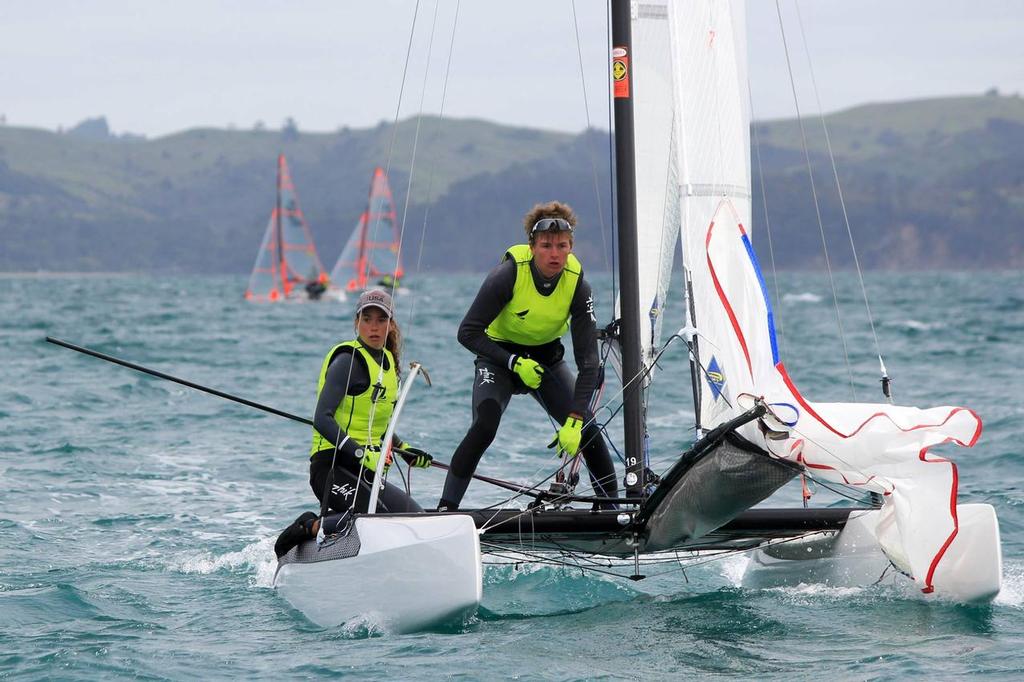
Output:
[398, 443, 433, 469]
[359, 445, 391, 473]
[512, 355, 545, 389]
[548, 415, 584, 458]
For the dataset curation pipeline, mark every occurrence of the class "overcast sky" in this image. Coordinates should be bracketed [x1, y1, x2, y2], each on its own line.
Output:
[3, 1, 1021, 137]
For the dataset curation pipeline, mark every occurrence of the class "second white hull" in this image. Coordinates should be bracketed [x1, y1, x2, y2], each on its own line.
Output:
[274, 514, 482, 632]
[742, 503, 1002, 602]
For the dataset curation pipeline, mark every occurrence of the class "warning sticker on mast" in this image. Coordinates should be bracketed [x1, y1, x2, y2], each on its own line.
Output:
[612, 46, 629, 98]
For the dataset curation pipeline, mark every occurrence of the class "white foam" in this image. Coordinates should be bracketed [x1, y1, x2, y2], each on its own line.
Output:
[340, 613, 389, 637]
[174, 537, 278, 588]
[994, 560, 1024, 608]
[901, 319, 945, 331]
[745, 581, 874, 604]
[783, 292, 822, 303]
[719, 554, 750, 586]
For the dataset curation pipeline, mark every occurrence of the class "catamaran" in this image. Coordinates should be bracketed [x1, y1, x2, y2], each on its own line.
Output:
[244, 154, 329, 302]
[272, 0, 1002, 631]
[326, 166, 406, 301]
[44, 0, 999, 633]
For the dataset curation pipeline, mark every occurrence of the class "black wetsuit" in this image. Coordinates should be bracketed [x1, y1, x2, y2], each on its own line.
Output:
[309, 343, 422, 514]
[439, 258, 619, 509]
[305, 281, 327, 300]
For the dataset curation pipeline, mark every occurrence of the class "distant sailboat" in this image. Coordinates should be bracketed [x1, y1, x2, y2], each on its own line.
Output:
[245, 154, 329, 302]
[327, 167, 406, 298]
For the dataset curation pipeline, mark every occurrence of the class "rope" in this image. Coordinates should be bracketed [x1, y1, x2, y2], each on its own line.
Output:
[326, 0, 426, 512]
[570, 0, 612, 281]
[389, 0, 441, 313]
[773, 0, 857, 400]
[793, 2, 891, 402]
[407, 0, 462, 331]
[480, 527, 840, 584]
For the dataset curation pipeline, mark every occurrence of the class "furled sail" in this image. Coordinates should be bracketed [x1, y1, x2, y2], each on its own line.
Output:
[624, 0, 683, 371]
[329, 167, 404, 293]
[665, 0, 986, 594]
[245, 154, 328, 301]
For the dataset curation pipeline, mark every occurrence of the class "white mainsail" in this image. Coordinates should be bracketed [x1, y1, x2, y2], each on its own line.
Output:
[668, 0, 752, 431]
[628, 1, 683, 369]
[654, 0, 995, 597]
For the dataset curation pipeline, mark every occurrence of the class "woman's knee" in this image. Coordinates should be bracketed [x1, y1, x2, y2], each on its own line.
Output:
[469, 399, 503, 442]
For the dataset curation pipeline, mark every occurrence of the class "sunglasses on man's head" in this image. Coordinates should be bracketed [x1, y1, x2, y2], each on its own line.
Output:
[530, 218, 574, 235]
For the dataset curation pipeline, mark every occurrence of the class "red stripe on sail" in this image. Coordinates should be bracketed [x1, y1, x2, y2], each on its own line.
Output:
[775, 362, 981, 444]
[919, 441, 961, 594]
[706, 220, 753, 379]
[774, 362, 978, 594]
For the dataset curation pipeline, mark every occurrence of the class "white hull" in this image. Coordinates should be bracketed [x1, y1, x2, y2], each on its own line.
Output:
[323, 288, 347, 302]
[274, 514, 482, 631]
[742, 503, 1002, 602]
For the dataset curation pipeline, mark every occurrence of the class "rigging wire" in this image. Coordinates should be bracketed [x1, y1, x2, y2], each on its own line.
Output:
[472, 345, 888, 515]
[407, 0, 462, 331]
[390, 0, 442, 331]
[570, 0, 612, 280]
[747, 393, 895, 498]
[336, 0, 425, 510]
[792, 1, 892, 402]
[369, 0, 422, 292]
[773, 0, 857, 401]
[592, 328, 888, 506]
[479, 527, 842, 584]
[469, 3, 623, 520]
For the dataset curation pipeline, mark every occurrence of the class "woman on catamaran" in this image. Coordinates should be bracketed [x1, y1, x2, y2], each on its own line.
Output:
[275, 289, 432, 557]
[437, 201, 618, 511]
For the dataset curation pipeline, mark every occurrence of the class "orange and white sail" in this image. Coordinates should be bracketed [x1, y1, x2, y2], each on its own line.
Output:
[329, 167, 405, 293]
[245, 154, 328, 301]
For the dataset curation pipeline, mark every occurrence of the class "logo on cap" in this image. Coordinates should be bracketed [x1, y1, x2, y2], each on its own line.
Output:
[356, 289, 394, 317]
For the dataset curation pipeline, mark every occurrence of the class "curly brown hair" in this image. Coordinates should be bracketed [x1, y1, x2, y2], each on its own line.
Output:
[523, 201, 577, 243]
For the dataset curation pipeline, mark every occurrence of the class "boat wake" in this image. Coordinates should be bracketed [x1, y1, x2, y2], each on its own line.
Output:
[173, 537, 277, 588]
[994, 560, 1024, 608]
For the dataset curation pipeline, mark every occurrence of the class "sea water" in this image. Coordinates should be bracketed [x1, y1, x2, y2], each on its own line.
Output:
[1, 270, 1022, 679]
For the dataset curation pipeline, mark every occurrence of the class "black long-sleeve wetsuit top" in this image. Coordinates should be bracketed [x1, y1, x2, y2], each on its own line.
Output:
[311, 343, 402, 462]
[457, 257, 601, 417]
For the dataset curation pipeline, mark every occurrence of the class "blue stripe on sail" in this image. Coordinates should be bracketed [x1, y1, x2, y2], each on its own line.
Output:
[740, 232, 779, 365]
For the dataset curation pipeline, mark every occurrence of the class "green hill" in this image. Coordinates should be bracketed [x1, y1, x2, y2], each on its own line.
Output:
[1, 94, 1022, 273]
[753, 94, 1024, 269]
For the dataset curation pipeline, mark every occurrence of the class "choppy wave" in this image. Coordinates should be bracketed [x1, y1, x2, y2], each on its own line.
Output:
[175, 538, 279, 588]
[2, 272, 1022, 678]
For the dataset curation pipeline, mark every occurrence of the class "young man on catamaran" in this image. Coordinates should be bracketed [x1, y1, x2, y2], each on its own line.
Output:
[275, 289, 433, 557]
[437, 201, 618, 511]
